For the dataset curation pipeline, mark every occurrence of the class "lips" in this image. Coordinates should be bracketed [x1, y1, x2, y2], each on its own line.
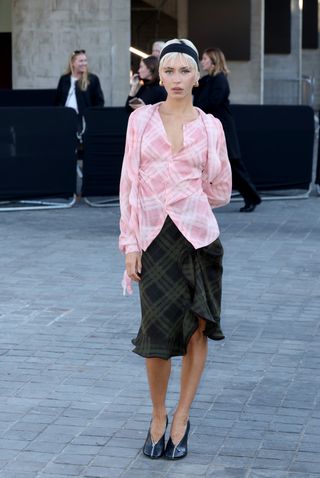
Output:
[172, 88, 183, 92]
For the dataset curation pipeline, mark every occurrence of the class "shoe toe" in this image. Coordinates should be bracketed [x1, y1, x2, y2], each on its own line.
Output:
[240, 203, 256, 212]
[164, 420, 190, 460]
[143, 416, 168, 459]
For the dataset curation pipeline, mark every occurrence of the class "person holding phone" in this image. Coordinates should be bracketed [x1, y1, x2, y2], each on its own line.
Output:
[125, 55, 166, 113]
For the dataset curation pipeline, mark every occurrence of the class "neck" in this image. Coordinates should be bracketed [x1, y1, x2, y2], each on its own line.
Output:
[72, 71, 82, 79]
[161, 96, 194, 115]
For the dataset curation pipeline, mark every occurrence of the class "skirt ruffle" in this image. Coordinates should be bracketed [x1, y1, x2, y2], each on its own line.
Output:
[132, 216, 224, 359]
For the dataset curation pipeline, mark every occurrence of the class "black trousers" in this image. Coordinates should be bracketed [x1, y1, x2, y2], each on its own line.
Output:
[230, 157, 261, 205]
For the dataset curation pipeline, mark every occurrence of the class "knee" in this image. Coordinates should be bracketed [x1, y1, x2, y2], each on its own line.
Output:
[189, 321, 207, 348]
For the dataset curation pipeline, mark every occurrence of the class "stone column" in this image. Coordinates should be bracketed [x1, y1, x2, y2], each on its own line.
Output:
[177, 0, 188, 39]
[264, 0, 302, 104]
[12, 0, 130, 106]
[302, 6, 320, 109]
[228, 0, 265, 105]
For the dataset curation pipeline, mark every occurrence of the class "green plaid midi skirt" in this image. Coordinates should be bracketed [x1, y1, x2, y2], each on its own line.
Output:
[132, 216, 224, 359]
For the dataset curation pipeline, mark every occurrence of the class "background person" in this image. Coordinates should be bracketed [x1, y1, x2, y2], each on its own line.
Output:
[119, 39, 231, 460]
[54, 49, 104, 141]
[125, 55, 166, 113]
[151, 40, 165, 57]
[193, 47, 261, 212]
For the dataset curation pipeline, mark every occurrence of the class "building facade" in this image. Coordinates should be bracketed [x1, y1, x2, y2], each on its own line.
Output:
[1, 0, 319, 108]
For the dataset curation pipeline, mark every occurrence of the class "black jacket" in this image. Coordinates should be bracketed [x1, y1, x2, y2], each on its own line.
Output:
[193, 73, 241, 159]
[125, 80, 167, 113]
[54, 73, 105, 117]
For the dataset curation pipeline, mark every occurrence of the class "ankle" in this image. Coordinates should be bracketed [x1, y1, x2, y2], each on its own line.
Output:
[173, 406, 190, 420]
[152, 409, 167, 420]
[173, 410, 189, 424]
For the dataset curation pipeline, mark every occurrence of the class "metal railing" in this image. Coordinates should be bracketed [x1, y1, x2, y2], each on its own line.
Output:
[264, 76, 315, 108]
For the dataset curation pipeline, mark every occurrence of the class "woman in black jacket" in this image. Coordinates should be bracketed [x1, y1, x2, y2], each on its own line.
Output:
[125, 55, 166, 113]
[193, 47, 261, 212]
[55, 49, 104, 139]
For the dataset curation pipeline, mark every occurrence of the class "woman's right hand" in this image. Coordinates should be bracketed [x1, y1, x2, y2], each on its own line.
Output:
[125, 252, 142, 282]
[129, 74, 142, 96]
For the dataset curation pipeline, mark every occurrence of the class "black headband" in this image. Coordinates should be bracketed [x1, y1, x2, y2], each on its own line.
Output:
[159, 42, 200, 70]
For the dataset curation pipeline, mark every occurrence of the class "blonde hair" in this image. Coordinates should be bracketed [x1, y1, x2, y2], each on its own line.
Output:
[159, 39, 199, 74]
[65, 50, 90, 91]
[203, 47, 230, 76]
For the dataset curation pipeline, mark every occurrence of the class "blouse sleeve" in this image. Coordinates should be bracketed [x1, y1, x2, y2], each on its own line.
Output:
[202, 117, 232, 208]
[119, 113, 141, 254]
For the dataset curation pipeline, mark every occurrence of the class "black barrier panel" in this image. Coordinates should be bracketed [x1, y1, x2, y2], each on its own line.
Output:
[0, 107, 77, 200]
[82, 107, 128, 196]
[0, 89, 56, 107]
[230, 105, 314, 190]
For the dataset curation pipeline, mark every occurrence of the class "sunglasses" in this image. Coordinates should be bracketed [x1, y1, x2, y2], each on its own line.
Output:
[72, 49, 86, 56]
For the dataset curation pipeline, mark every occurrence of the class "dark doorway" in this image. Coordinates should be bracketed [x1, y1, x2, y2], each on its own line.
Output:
[131, 0, 177, 72]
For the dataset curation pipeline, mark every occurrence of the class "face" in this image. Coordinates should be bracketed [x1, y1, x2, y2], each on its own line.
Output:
[160, 55, 199, 100]
[71, 53, 88, 75]
[152, 45, 161, 57]
[138, 61, 152, 80]
[201, 53, 213, 73]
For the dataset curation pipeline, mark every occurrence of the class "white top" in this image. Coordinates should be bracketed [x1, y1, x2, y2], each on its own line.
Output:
[65, 76, 78, 113]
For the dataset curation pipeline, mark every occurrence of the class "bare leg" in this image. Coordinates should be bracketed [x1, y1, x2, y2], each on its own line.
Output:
[146, 357, 171, 442]
[170, 318, 208, 443]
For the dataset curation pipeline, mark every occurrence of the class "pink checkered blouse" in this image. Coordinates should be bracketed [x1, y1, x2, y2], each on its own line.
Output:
[119, 103, 231, 255]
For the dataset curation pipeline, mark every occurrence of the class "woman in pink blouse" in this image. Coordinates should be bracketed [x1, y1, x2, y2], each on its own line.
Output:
[119, 39, 232, 460]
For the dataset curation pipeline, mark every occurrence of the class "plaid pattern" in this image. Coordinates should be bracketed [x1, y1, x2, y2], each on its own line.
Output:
[119, 103, 232, 254]
[132, 217, 224, 359]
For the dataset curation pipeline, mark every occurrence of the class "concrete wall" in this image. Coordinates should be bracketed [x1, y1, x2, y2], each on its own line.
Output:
[227, 0, 264, 105]
[302, 5, 320, 110]
[9, 0, 320, 109]
[302, 49, 320, 110]
[264, 0, 302, 105]
[262, 0, 320, 108]
[12, 0, 130, 106]
[178, 0, 264, 105]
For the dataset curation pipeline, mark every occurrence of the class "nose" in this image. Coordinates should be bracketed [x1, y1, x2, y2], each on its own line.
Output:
[172, 72, 183, 83]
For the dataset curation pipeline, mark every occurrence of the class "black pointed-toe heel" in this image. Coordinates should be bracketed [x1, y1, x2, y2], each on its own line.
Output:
[164, 420, 190, 460]
[240, 197, 261, 213]
[143, 416, 168, 459]
[240, 203, 256, 212]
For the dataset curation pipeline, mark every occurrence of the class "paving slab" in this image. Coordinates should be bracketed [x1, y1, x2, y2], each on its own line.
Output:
[0, 194, 319, 477]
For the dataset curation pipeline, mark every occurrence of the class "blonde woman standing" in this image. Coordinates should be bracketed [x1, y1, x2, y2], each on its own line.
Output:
[119, 39, 231, 460]
[55, 50, 104, 139]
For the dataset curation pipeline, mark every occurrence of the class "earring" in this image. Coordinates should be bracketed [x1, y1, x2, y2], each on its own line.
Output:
[159, 79, 163, 86]
[194, 81, 199, 87]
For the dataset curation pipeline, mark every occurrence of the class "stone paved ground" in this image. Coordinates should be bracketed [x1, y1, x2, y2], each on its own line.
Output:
[0, 193, 320, 478]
